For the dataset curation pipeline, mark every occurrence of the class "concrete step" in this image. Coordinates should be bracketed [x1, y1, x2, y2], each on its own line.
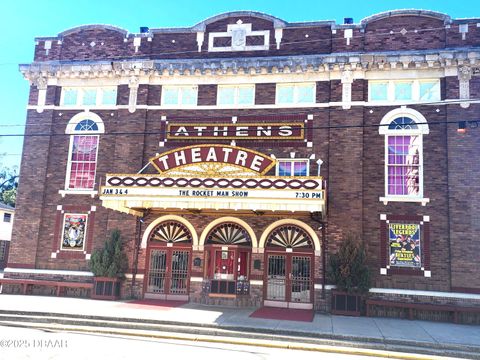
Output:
[0, 311, 479, 359]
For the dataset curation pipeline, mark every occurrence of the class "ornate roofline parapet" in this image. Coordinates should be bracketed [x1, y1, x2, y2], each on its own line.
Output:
[360, 9, 452, 26]
[19, 49, 480, 81]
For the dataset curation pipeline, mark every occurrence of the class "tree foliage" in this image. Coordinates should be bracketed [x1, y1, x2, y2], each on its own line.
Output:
[0, 166, 18, 207]
[328, 233, 371, 294]
[89, 229, 128, 279]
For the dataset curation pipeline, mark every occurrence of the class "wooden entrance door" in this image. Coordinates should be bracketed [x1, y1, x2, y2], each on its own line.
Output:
[144, 220, 193, 301]
[264, 252, 313, 309]
[146, 248, 190, 300]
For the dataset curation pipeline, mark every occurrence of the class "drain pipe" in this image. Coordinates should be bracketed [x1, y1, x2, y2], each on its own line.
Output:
[321, 223, 326, 299]
[131, 216, 144, 299]
[310, 212, 327, 299]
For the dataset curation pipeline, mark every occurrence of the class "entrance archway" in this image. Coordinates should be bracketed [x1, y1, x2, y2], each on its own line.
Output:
[144, 218, 193, 300]
[202, 219, 253, 296]
[263, 222, 315, 309]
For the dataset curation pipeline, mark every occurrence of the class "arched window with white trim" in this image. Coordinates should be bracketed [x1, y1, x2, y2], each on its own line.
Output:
[379, 108, 429, 204]
[65, 112, 104, 191]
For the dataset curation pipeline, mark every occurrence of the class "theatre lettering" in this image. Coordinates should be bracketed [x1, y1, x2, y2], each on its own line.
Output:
[150, 144, 276, 174]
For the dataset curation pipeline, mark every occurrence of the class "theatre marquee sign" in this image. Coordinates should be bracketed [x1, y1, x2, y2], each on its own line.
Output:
[100, 144, 325, 214]
[100, 174, 325, 214]
[150, 144, 276, 175]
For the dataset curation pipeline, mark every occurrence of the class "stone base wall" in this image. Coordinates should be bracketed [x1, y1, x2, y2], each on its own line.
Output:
[189, 281, 262, 307]
[121, 276, 144, 300]
[1, 271, 93, 298]
[367, 291, 480, 324]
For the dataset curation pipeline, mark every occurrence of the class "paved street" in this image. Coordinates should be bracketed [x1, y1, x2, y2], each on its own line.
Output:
[0, 295, 479, 350]
[0, 325, 448, 360]
[0, 295, 479, 358]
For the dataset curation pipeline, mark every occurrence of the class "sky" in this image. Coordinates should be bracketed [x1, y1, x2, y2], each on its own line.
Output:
[0, 0, 479, 169]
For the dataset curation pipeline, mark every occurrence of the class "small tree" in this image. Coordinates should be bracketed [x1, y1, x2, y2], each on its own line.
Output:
[328, 233, 371, 294]
[89, 229, 128, 279]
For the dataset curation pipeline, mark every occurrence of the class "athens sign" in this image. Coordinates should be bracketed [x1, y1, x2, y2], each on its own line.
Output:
[166, 122, 304, 140]
[150, 144, 276, 175]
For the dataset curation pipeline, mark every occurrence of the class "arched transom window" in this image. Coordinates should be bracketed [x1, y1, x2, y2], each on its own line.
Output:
[206, 222, 251, 246]
[149, 221, 192, 244]
[266, 225, 313, 249]
[379, 108, 429, 203]
[65, 112, 104, 191]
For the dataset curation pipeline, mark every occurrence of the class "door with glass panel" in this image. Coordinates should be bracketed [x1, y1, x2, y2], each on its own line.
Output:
[145, 220, 192, 300]
[264, 224, 314, 309]
[265, 253, 312, 309]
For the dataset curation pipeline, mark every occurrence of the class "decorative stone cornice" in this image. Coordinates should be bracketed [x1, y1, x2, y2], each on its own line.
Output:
[19, 48, 480, 81]
[458, 65, 472, 82]
[31, 75, 48, 90]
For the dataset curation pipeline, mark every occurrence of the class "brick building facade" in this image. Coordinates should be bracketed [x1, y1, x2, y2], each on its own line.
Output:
[5, 10, 480, 317]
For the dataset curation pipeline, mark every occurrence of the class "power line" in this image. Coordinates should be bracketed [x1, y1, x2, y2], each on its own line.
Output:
[0, 119, 475, 138]
[1, 98, 480, 128]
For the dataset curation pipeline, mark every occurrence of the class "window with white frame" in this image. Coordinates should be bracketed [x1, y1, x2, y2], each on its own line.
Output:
[161, 86, 198, 106]
[276, 83, 316, 105]
[61, 87, 117, 106]
[65, 113, 105, 191]
[276, 159, 309, 176]
[379, 108, 430, 202]
[3, 213, 11, 223]
[217, 85, 255, 105]
[369, 80, 440, 102]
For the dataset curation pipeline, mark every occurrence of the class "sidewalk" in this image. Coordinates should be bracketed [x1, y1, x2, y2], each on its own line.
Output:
[1, 294, 480, 357]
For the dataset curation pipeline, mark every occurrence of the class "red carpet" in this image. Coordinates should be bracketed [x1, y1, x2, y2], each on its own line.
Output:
[249, 306, 314, 322]
[120, 299, 187, 310]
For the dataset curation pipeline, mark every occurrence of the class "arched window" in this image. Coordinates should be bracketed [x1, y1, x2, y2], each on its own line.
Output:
[379, 108, 429, 204]
[65, 112, 104, 191]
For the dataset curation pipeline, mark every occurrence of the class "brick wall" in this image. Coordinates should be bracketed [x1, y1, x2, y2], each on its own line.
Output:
[11, 10, 480, 313]
[447, 103, 480, 291]
[32, 13, 480, 62]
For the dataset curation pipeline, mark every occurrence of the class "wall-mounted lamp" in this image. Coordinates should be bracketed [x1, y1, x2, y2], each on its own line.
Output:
[316, 159, 324, 176]
[457, 121, 467, 134]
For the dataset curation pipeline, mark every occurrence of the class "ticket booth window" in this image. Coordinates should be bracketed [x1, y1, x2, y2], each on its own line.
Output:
[204, 222, 252, 295]
[214, 250, 235, 280]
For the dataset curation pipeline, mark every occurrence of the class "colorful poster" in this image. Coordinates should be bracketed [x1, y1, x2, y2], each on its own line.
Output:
[62, 214, 87, 251]
[389, 223, 421, 268]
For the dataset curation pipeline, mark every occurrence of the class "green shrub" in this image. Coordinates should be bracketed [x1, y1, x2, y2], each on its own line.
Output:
[328, 233, 371, 294]
[89, 229, 128, 279]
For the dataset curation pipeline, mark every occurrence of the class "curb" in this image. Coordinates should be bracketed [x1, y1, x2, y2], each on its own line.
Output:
[0, 320, 461, 360]
[1, 309, 479, 355]
[0, 311, 479, 359]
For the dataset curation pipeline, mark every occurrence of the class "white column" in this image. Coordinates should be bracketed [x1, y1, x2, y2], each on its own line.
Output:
[34, 76, 48, 113]
[341, 69, 353, 110]
[128, 76, 139, 113]
[458, 66, 472, 108]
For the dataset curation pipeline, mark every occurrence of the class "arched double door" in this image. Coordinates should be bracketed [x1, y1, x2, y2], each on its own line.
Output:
[264, 224, 314, 309]
[144, 220, 192, 300]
